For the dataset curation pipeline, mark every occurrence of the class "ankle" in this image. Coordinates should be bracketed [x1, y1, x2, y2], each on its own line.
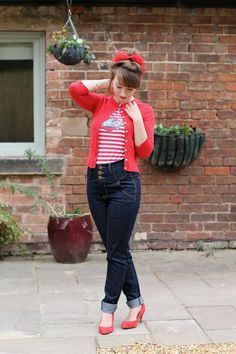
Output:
[100, 312, 113, 325]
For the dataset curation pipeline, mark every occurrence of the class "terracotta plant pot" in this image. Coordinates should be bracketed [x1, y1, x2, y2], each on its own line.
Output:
[47, 214, 93, 263]
[52, 46, 87, 65]
[149, 133, 205, 171]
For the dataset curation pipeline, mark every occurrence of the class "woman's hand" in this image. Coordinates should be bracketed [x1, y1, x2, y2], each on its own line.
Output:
[124, 101, 143, 123]
[125, 101, 147, 146]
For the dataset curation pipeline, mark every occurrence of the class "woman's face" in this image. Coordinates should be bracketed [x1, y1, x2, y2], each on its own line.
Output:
[112, 75, 136, 104]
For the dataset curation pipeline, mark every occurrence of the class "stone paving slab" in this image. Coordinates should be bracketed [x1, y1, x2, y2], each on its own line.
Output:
[0, 250, 236, 353]
[188, 305, 236, 331]
[206, 329, 236, 343]
[0, 337, 96, 354]
[145, 319, 211, 345]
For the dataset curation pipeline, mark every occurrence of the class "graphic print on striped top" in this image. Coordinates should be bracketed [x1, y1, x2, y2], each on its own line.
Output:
[96, 107, 126, 164]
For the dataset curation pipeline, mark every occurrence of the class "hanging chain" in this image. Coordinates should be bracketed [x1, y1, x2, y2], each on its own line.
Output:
[64, 0, 80, 39]
[66, 0, 72, 15]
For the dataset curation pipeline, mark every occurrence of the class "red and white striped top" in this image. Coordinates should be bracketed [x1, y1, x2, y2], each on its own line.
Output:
[96, 107, 126, 164]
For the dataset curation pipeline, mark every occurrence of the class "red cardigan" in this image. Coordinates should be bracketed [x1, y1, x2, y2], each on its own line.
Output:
[69, 81, 155, 172]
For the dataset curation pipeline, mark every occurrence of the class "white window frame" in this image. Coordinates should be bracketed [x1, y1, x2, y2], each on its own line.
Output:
[0, 32, 45, 156]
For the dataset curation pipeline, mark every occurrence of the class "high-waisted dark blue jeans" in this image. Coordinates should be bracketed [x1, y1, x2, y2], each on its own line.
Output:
[87, 159, 144, 314]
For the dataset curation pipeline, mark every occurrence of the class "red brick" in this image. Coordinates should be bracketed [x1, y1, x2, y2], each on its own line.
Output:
[178, 204, 203, 213]
[174, 82, 186, 91]
[152, 223, 177, 232]
[60, 176, 85, 185]
[155, 100, 179, 109]
[139, 214, 165, 223]
[205, 167, 230, 176]
[178, 223, 203, 231]
[148, 240, 177, 250]
[189, 44, 216, 53]
[224, 158, 236, 166]
[217, 213, 236, 222]
[187, 232, 212, 241]
[170, 195, 182, 204]
[192, 34, 216, 43]
[140, 204, 177, 213]
[228, 45, 236, 54]
[208, 157, 223, 166]
[147, 81, 172, 90]
[205, 223, 229, 231]
[226, 83, 236, 91]
[191, 213, 216, 222]
[178, 185, 203, 194]
[194, 54, 220, 62]
[218, 73, 236, 81]
[230, 224, 236, 231]
[231, 167, 236, 175]
[166, 214, 189, 222]
[225, 232, 236, 240]
[203, 185, 229, 194]
[183, 195, 222, 203]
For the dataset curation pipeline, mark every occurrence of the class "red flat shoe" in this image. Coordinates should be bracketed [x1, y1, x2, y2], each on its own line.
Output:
[99, 313, 114, 335]
[121, 304, 145, 329]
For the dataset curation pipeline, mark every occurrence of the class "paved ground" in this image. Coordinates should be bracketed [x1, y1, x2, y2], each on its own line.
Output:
[0, 249, 236, 354]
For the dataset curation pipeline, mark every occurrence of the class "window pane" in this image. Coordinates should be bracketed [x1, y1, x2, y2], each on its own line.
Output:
[0, 59, 33, 142]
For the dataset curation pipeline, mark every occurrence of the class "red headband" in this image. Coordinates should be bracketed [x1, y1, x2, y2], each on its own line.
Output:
[112, 51, 145, 74]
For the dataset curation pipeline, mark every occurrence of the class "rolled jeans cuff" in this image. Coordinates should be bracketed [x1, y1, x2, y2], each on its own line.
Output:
[126, 296, 144, 309]
[101, 301, 117, 314]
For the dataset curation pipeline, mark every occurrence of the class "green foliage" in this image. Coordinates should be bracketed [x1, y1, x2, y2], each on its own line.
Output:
[0, 203, 24, 259]
[155, 124, 202, 136]
[196, 240, 215, 257]
[73, 207, 83, 215]
[0, 149, 83, 218]
[47, 28, 95, 65]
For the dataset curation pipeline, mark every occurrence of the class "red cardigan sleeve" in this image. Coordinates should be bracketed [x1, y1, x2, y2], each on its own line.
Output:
[135, 104, 155, 160]
[68, 81, 101, 113]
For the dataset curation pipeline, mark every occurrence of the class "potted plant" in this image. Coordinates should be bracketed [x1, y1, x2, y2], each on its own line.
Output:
[47, 10, 95, 66]
[0, 202, 24, 260]
[149, 124, 205, 171]
[1, 150, 93, 263]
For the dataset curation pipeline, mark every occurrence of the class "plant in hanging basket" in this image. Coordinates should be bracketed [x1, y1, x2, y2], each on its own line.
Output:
[47, 28, 95, 66]
[148, 124, 206, 171]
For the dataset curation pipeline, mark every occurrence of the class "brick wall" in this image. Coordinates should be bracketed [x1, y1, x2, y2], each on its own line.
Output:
[1, 5, 236, 253]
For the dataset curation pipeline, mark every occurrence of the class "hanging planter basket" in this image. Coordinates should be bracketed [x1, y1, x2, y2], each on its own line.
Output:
[149, 125, 206, 171]
[47, 6, 95, 66]
[51, 45, 87, 66]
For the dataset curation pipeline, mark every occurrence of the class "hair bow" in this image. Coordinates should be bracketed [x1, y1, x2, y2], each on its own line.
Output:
[112, 51, 145, 73]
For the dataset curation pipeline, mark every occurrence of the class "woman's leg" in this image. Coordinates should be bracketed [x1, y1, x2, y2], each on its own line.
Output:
[87, 164, 144, 314]
[102, 172, 143, 310]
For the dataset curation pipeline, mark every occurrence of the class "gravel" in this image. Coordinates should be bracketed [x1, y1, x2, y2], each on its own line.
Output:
[97, 342, 236, 354]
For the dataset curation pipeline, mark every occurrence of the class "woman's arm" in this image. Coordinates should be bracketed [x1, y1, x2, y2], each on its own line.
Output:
[81, 79, 110, 92]
[69, 79, 109, 113]
[125, 102, 154, 159]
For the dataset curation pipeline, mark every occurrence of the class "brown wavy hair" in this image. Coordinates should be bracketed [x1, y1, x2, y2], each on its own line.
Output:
[109, 49, 143, 90]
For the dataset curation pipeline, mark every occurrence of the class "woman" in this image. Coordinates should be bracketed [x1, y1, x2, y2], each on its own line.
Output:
[69, 50, 154, 335]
